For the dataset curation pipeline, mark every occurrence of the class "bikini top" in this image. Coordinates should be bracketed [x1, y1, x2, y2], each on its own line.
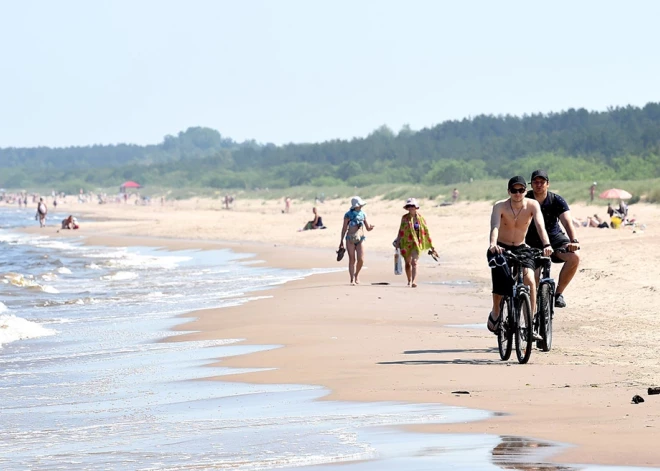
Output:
[344, 209, 365, 228]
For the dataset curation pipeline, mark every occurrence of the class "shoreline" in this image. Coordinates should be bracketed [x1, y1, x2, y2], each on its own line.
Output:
[12, 198, 660, 467]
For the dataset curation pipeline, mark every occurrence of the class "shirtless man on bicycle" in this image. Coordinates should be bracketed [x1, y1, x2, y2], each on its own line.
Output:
[487, 176, 553, 333]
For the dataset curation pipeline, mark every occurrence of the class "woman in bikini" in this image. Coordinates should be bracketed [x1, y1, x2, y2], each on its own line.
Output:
[338, 197, 375, 285]
[395, 198, 437, 287]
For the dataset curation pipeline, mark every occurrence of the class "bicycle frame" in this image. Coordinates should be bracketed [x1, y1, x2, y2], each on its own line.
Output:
[537, 258, 556, 319]
[496, 250, 536, 364]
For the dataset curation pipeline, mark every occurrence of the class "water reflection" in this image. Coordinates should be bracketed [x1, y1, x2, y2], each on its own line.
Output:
[492, 436, 574, 470]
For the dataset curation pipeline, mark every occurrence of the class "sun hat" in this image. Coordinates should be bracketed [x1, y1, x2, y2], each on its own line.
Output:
[508, 176, 527, 190]
[350, 196, 366, 209]
[403, 197, 419, 209]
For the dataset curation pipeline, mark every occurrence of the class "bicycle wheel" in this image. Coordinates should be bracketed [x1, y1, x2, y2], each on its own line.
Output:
[536, 282, 553, 352]
[497, 297, 513, 361]
[515, 291, 533, 364]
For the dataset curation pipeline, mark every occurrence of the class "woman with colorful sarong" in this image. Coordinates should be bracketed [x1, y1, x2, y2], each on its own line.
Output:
[395, 198, 437, 287]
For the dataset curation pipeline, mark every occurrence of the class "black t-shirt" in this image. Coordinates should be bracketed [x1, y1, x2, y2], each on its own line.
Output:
[525, 190, 570, 245]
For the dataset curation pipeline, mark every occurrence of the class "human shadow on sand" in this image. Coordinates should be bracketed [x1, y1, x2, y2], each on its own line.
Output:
[378, 358, 503, 366]
[403, 348, 498, 355]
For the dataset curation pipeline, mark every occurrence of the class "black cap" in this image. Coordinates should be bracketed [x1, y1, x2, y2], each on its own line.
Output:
[530, 169, 549, 183]
[508, 176, 527, 190]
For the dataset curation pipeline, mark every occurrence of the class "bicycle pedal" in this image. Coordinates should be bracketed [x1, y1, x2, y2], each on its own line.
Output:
[532, 332, 543, 341]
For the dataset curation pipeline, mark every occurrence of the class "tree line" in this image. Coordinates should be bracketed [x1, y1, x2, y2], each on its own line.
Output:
[2, 103, 660, 193]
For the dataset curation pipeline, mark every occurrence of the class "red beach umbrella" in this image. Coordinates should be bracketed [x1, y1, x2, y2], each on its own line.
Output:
[120, 181, 141, 193]
[599, 188, 632, 200]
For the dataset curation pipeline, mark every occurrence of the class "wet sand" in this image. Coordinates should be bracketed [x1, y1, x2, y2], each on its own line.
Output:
[18, 195, 660, 467]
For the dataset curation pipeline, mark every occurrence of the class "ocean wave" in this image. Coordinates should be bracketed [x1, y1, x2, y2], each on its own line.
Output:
[41, 273, 58, 282]
[0, 314, 57, 348]
[56, 267, 72, 274]
[100, 271, 139, 281]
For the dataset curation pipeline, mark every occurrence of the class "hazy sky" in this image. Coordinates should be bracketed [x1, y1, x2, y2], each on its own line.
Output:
[1, 0, 659, 148]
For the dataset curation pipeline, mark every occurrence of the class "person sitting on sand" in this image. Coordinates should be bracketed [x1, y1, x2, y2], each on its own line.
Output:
[61, 215, 79, 230]
[394, 198, 437, 288]
[300, 207, 325, 231]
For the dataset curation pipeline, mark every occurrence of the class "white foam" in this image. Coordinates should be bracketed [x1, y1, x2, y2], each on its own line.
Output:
[0, 302, 7, 313]
[100, 271, 139, 281]
[87, 249, 192, 270]
[56, 267, 72, 274]
[0, 314, 57, 348]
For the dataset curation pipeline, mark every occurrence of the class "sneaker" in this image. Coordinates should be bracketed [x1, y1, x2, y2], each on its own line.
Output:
[555, 293, 566, 308]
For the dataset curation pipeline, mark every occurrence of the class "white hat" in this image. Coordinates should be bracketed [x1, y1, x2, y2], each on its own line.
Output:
[350, 196, 366, 209]
[403, 197, 419, 209]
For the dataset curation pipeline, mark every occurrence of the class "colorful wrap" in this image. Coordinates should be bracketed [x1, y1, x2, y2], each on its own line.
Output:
[398, 213, 433, 257]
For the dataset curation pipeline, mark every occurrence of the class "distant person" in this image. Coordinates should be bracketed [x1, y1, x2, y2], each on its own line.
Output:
[452, 188, 459, 204]
[284, 197, 291, 213]
[587, 214, 609, 228]
[394, 198, 437, 288]
[300, 207, 325, 231]
[61, 215, 79, 230]
[36, 198, 48, 228]
[526, 170, 581, 309]
[590, 182, 597, 202]
[618, 200, 628, 220]
[606, 202, 615, 218]
[224, 194, 234, 210]
[338, 197, 375, 285]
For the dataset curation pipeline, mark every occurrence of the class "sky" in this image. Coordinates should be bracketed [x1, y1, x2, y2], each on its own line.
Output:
[1, 0, 659, 148]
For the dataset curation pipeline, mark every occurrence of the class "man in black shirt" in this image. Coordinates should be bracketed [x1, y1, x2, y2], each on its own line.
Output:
[525, 170, 580, 308]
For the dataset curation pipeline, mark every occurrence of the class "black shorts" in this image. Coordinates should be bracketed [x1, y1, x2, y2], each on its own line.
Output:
[487, 243, 534, 296]
[529, 232, 570, 264]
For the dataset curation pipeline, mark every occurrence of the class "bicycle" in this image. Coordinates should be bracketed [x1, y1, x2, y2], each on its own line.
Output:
[533, 253, 555, 352]
[533, 247, 566, 352]
[493, 249, 536, 364]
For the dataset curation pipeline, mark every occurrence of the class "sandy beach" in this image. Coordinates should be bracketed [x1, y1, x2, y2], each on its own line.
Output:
[24, 194, 660, 467]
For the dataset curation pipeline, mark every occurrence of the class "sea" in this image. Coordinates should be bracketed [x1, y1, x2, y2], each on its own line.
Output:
[0, 207, 656, 471]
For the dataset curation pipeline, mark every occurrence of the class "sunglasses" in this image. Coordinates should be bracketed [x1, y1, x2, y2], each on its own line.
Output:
[509, 188, 526, 194]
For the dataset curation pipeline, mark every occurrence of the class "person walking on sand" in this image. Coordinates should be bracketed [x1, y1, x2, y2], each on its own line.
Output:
[590, 182, 597, 202]
[452, 188, 459, 204]
[338, 197, 375, 285]
[36, 197, 48, 228]
[486, 176, 553, 333]
[525, 170, 581, 308]
[395, 198, 437, 288]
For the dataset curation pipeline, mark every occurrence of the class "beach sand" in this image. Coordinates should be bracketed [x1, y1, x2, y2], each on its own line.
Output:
[26, 194, 660, 467]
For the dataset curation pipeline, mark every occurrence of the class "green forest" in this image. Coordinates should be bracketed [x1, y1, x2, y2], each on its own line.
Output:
[2, 103, 660, 197]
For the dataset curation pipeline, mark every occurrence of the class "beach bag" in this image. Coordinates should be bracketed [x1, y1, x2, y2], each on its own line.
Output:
[394, 249, 403, 275]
